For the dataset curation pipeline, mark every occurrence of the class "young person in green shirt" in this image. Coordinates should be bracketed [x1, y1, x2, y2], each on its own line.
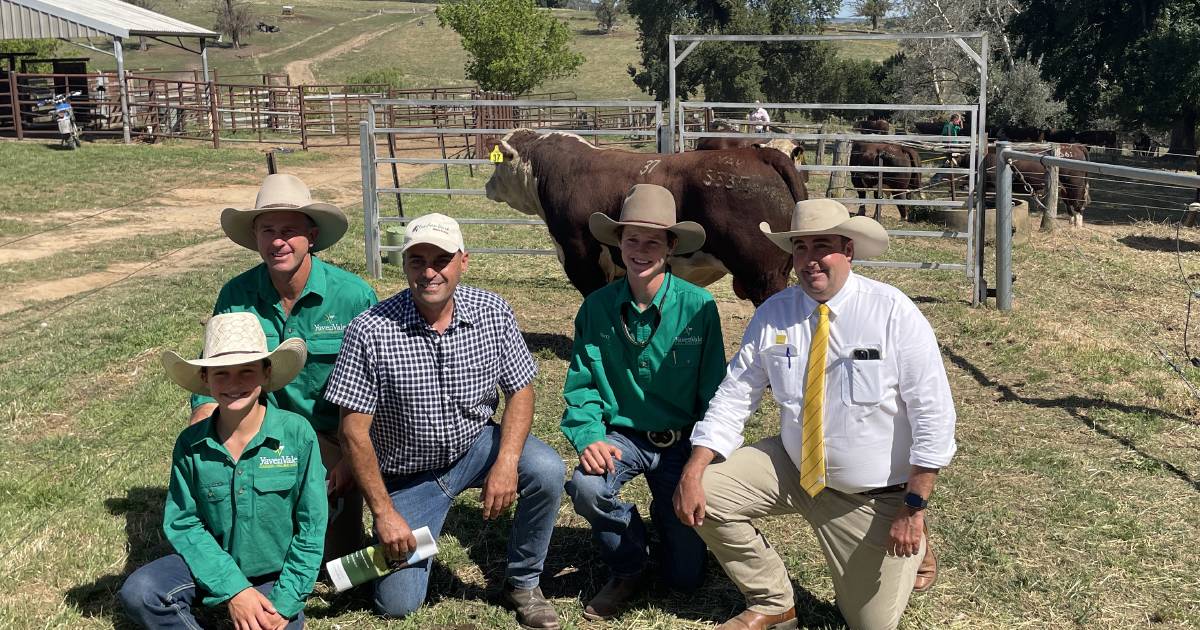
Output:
[120, 312, 327, 629]
[561, 184, 727, 620]
[190, 173, 377, 561]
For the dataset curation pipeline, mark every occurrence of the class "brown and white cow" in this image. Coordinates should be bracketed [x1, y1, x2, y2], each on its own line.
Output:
[484, 129, 807, 305]
[849, 142, 923, 222]
[982, 143, 1091, 226]
[693, 136, 807, 183]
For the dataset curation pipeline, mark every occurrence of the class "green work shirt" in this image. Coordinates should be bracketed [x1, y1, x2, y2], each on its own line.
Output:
[192, 256, 378, 434]
[164, 405, 327, 619]
[561, 272, 727, 452]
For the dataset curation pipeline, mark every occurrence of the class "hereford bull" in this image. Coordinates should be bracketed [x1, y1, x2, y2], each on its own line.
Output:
[484, 129, 807, 304]
[693, 137, 807, 182]
[983, 143, 1090, 226]
[850, 142, 923, 222]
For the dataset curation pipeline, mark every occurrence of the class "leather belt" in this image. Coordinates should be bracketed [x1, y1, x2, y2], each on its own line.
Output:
[861, 483, 907, 496]
[645, 429, 682, 448]
[615, 425, 688, 449]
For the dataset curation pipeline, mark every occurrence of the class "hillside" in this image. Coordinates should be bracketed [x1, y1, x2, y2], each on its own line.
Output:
[83, 1, 896, 98]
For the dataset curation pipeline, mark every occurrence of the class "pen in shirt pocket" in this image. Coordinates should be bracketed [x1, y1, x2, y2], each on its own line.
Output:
[786, 346, 791, 368]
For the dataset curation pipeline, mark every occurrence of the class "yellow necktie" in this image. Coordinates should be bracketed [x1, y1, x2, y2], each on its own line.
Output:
[800, 303, 829, 497]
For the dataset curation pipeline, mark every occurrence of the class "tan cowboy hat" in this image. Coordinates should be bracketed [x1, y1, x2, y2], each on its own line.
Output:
[588, 184, 706, 254]
[760, 198, 889, 259]
[162, 312, 307, 396]
[221, 173, 348, 252]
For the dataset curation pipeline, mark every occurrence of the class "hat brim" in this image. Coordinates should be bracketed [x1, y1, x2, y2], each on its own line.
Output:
[161, 338, 308, 396]
[588, 213, 707, 255]
[758, 215, 890, 259]
[221, 204, 348, 253]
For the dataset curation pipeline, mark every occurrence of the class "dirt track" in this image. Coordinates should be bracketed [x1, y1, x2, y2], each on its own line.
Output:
[283, 14, 422, 85]
[1, 149, 430, 315]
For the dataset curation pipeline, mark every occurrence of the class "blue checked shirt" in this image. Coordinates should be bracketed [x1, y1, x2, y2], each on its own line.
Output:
[324, 285, 537, 475]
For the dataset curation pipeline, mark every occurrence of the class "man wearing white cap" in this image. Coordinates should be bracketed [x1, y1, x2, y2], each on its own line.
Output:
[673, 199, 957, 630]
[325, 213, 565, 629]
[191, 173, 378, 562]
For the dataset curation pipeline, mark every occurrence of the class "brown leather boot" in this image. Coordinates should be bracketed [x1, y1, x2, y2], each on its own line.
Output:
[581, 575, 642, 620]
[503, 584, 561, 630]
[715, 607, 798, 630]
[914, 521, 938, 593]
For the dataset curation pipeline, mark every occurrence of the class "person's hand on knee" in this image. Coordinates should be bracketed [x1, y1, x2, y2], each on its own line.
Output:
[227, 587, 283, 630]
[579, 441, 622, 475]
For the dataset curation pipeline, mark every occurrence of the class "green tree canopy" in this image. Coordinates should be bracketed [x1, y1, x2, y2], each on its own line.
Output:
[854, 0, 893, 31]
[437, 0, 584, 95]
[626, 0, 845, 108]
[1010, 0, 1200, 153]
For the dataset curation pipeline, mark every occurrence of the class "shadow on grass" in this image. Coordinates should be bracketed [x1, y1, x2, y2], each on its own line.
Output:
[943, 346, 1200, 492]
[1117, 234, 1200, 253]
[65, 486, 174, 627]
[429, 503, 842, 627]
[523, 331, 573, 360]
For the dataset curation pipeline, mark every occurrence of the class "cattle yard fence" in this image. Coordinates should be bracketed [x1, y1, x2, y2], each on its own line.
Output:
[0, 70, 507, 148]
[668, 32, 992, 306]
[359, 98, 664, 279]
[993, 141, 1200, 310]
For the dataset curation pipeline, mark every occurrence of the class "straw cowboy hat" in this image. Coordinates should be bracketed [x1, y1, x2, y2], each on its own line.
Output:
[588, 184, 706, 254]
[221, 173, 348, 252]
[162, 312, 307, 395]
[760, 198, 890, 259]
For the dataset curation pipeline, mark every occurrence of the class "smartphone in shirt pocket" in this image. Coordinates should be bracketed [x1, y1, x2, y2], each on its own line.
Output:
[846, 345, 883, 405]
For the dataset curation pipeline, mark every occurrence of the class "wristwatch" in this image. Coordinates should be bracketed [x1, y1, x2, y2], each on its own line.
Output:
[903, 492, 928, 511]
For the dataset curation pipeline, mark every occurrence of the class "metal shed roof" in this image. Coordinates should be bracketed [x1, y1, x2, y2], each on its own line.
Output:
[0, 0, 218, 40]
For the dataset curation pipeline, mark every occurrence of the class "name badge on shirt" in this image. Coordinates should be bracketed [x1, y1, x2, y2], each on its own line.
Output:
[775, 333, 787, 345]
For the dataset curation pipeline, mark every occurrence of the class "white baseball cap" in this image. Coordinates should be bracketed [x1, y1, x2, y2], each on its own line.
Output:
[401, 213, 465, 254]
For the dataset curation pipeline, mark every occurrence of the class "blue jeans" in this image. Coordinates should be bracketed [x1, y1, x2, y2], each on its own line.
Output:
[373, 424, 565, 618]
[564, 429, 707, 591]
[119, 554, 304, 629]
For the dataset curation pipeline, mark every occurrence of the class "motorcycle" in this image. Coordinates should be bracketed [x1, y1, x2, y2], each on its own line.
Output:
[39, 91, 82, 150]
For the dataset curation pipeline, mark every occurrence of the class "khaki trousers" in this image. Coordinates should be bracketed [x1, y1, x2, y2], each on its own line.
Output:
[317, 432, 366, 562]
[697, 436, 922, 630]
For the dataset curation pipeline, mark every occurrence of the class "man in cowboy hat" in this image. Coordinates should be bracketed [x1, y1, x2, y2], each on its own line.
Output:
[122, 312, 325, 629]
[672, 198, 957, 630]
[325, 213, 565, 628]
[561, 184, 726, 619]
[190, 173, 377, 562]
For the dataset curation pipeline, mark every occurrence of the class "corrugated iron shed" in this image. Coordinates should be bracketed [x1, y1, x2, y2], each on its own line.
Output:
[0, 0, 217, 40]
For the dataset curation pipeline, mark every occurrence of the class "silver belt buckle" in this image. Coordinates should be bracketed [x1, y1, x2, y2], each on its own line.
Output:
[646, 429, 679, 448]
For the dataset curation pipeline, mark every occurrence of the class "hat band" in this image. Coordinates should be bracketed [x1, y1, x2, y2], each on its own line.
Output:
[620, 218, 671, 228]
[258, 202, 304, 210]
[207, 350, 265, 359]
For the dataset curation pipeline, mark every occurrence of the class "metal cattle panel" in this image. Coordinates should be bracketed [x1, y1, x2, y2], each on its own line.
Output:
[359, 97, 663, 279]
[668, 32, 990, 307]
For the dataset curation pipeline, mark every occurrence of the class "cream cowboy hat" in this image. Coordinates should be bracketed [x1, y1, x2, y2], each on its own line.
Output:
[589, 184, 706, 255]
[221, 173, 348, 252]
[162, 312, 307, 396]
[760, 198, 889, 259]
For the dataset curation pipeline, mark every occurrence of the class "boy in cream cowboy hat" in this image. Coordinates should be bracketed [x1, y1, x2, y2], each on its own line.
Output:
[675, 198, 957, 630]
[562, 184, 727, 619]
[121, 312, 327, 629]
[191, 173, 377, 562]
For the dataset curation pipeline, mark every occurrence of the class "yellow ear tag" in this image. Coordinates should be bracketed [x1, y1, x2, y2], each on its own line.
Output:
[775, 333, 787, 345]
[489, 146, 504, 163]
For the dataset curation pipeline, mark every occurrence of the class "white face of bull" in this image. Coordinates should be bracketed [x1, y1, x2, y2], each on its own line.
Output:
[484, 136, 546, 220]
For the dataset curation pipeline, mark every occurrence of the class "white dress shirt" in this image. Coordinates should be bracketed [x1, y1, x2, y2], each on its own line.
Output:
[692, 272, 957, 493]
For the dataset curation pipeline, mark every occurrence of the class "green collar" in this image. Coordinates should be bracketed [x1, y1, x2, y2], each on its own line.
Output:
[192, 405, 283, 454]
[617, 270, 673, 315]
[255, 255, 327, 305]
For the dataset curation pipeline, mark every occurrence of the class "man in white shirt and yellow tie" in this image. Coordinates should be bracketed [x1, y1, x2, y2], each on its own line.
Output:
[672, 198, 957, 630]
